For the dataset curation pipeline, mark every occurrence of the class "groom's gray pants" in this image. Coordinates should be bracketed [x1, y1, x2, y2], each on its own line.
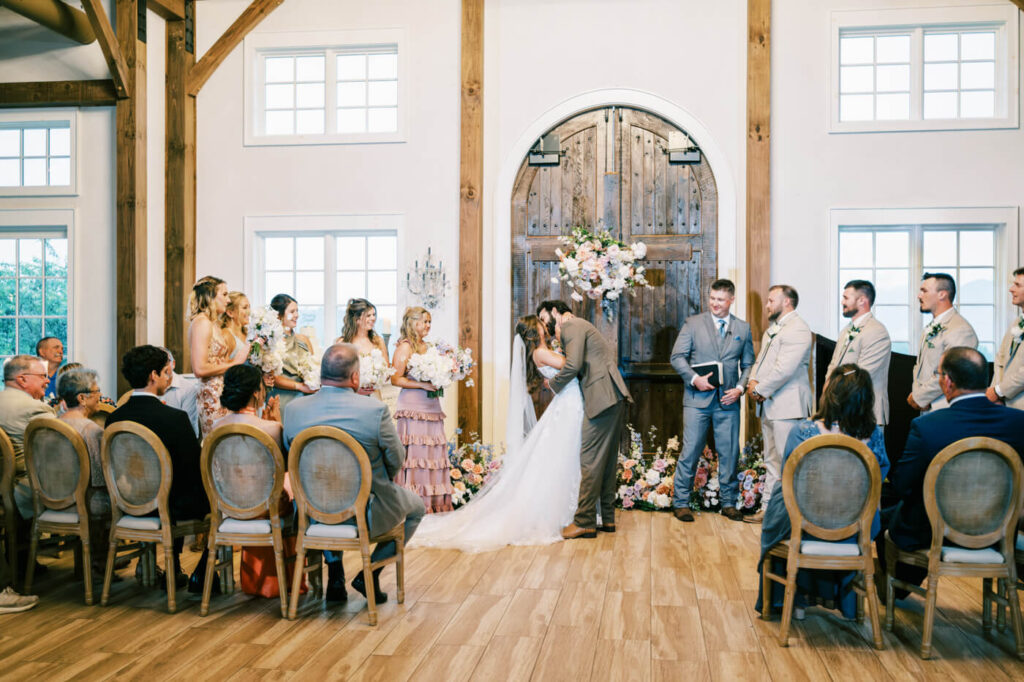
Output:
[575, 399, 627, 528]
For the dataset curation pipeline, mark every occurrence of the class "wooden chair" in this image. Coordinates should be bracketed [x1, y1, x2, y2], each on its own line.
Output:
[761, 433, 884, 649]
[199, 423, 288, 617]
[884, 437, 1024, 660]
[100, 421, 209, 613]
[287, 426, 405, 625]
[22, 418, 99, 604]
[90, 403, 114, 429]
[0, 429, 19, 588]
[115, 391, 131, 408]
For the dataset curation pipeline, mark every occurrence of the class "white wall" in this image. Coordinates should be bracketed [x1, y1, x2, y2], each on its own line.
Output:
[773, 0, 1024, 336]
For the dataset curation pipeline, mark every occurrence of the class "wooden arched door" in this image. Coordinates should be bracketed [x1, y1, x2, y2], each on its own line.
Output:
[511, 106, 718, 438]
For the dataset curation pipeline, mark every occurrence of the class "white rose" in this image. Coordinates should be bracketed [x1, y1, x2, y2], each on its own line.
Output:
[632, 242, 647, 259]
[645, 469, 661, 486]
[655, 493, 671, 508]
[607, 244, 621, 258]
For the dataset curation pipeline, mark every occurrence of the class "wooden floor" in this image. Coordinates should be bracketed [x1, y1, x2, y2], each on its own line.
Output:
[2, 510, 1023, 681]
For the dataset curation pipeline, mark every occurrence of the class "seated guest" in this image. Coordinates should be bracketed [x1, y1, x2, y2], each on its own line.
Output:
[36, 337, 64, 401]
[881, 346, 1024, 591]
[106, 345, 212, 591]
[159, 348, 201, 438]
[214, 363, 283, 449]
[0, 355, 56, 520]
[283, 343, 425, 604]
[756, 364, 889, 621]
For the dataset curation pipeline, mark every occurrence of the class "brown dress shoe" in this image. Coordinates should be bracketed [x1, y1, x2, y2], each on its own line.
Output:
[721, 507, 743, 521]
[561, 523, 597, 539]
[673, 507, 695, 522]
[744, 510, 765, 524]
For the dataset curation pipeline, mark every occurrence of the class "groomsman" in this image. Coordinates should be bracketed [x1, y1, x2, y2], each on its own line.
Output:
[746, 285, 813, 521]
[669, 279, 755, 522]
[908, 273, 978, 412]
[825, 280, 892, 426]
[987, 267, 1024, 409]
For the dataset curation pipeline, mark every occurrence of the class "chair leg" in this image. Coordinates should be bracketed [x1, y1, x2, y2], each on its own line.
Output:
[73, 541, 83, 580]
[921, 575, 939, 659]
[884, 555, 896, 632]
[81, 532, 93, 606]
[778, 565, 797, 647]
[362, 554, 377, 627]
[288, 542, 306, 620]
[1005, 578, 1024, 660]
[164, 543, 177, 613]
[101, 532, 117, 606]
[273, 542, 288, 619]
[983, 578, 993, 633]
[23, 521, 39, 594]
[864, 571, 884, 650]
[997, 578, 1008, 633]
[395, 538, 405, 605]
[200, 534, 218, 617]
[5, 516, 16, 591]
[760, 557, 772, 621]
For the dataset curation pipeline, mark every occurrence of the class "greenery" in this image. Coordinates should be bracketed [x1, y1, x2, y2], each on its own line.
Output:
[0, 238, 68, 358]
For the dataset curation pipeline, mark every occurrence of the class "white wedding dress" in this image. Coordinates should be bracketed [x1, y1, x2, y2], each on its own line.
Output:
[409, 346, 584, 553]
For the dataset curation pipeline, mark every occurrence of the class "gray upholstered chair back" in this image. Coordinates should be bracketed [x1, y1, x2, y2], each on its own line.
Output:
[25, 420, 84, 509]
[792, 446, 870, 531]
[299, 437, 363, 516]
[102, 423, 169, 516]
[203, 426, 283, 518]
[0, 428, 14, 501]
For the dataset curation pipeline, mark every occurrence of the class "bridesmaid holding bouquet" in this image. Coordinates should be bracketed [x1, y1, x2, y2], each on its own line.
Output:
[335, 298, 389, 397]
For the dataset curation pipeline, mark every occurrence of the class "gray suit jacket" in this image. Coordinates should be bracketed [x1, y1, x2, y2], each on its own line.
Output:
[283, 386, 424, 538]
[911, 310, 978, 410]
[825, 313, 892, 425]
[550, 317, 631, 420]
[991, 317, 1024, 410]
[749, 312, 813, 421]
[670, 312, 755, 410]
[0, 387, 56, 474]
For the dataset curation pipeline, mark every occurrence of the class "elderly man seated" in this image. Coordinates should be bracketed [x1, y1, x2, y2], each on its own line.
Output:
[283, 343, 425, 604]
[0, 355, 56, 521]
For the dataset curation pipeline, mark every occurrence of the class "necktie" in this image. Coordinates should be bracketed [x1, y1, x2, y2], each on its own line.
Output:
[717, 319, 726, 339]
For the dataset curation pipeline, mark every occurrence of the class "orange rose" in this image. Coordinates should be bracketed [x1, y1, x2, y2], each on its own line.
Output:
[473, 464, 484, 474]
[451, 469, 462, 480]
[622, 469, 633, 482]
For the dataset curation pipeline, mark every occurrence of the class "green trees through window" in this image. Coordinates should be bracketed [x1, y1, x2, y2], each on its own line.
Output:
[0, 236, 68, 359]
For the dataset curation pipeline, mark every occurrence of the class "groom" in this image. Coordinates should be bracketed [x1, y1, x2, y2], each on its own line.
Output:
[537, 300, 632, 539]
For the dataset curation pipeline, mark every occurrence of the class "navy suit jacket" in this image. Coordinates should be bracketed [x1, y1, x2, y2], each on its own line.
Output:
[887, 395, 1024, 550]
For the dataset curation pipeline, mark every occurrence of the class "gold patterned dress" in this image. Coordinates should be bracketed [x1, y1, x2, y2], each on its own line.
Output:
[269, 333, 314, 412]
[198, 329, 230, 436]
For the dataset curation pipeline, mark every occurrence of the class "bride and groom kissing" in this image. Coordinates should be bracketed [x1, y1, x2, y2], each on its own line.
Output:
[412, 300, 631, 551]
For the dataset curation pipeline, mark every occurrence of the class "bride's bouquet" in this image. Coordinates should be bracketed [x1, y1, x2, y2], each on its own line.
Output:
[359, 349, 395, 391]
[406, 341, 474, 399]
[553, 227, 652, 316]
[246, 306, 286, 375]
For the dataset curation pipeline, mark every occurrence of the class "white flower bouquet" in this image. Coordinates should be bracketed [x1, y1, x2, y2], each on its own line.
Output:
[359, 349, 396, 391]
[246, 306, 286, 375]
[293, 351, 321, 390]
[552, 227, 651, 315]
[407, 341, 474, 398]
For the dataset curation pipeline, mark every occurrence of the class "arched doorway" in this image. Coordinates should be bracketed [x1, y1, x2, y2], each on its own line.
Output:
[510, 106, 719, 438]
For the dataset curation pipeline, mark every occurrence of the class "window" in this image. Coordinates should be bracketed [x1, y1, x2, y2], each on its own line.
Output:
[0, 233, 69, 361]
[252, 229, 399, 348]
[245, 30, 405, 146]
[0, 112, 76, 196]
[831, 5, 1018, 132]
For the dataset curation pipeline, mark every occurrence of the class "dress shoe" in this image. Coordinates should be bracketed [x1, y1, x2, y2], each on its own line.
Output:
[672, 507, 695, 522]
[597, 524, 616, 533]
[159, 570, 189, 591]
[561, 523, 597, 539]
[325, 580, 348, 602]
[351, 572, 387, 604]
[744, 510, 765, 524]
[187, 570, 220, 595]
[721, 507, 744, 522]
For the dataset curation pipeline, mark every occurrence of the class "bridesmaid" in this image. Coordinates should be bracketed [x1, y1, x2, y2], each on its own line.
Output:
[222, 291, 251, 361]
[391, 306, 452, 513]
[189, 277, 246, 435]
[335, 298, 388, 397]
[268, 293, 317, 411]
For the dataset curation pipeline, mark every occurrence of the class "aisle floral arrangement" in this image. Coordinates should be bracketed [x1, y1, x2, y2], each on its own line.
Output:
[359, 348, 395, 391]
[552, 227, 652, 317]
[246, 306, 286, 375]
[446, 430, 504, 508]
[407, 341, 474, 399]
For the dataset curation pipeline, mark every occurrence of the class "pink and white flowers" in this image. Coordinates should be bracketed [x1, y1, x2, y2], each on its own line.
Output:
[553, 227, 651, 305]
[246, 306, 286, 375]
[407, 341, 475, 398]
[359, 349, 395, 391]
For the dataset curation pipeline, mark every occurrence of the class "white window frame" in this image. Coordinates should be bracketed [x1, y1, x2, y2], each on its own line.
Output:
[0, 110, 79, 197]
[243, 213, 405, 344]
[0, 209, 75, 359]
[828, 206, 1020, 356]
[830, 4, 1019, 133]
[243, 29, 407, 147]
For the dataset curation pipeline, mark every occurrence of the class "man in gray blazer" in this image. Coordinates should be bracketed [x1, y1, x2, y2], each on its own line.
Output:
[284, 344, 425, 604]
[0, 355, 56, 519]
[747, 285, 813, 520]
[909, 273, 978, 412]
[825, 280, 892, 426]
[539, 300, 631, 539]
[988, 267, 1024, 410]
[669, 279, 754, 522]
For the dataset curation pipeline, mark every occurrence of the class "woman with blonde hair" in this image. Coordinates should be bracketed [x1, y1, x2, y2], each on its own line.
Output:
[336, 298, 388, 396]
[221, 291, 251, 361]
[188, 276, 246, 434]
[391, 306, 452, 513]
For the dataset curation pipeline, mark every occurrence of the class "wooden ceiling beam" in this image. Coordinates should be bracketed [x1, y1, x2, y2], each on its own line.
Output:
[0, 79, 117, 107]
[147, 0, 185, 21]
[80, 0, 129, 99]
[0, 0, 95, 44]
[186, 0, 284, 97]
[1009, 1, 1024, 12]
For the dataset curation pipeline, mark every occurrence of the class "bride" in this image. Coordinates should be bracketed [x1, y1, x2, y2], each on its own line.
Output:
[408, 314, 584, 552]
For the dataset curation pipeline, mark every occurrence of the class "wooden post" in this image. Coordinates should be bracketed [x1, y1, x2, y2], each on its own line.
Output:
[165, 6, 196, 369]
[458, 0, 484, 436]
[115, 0, 147, 394]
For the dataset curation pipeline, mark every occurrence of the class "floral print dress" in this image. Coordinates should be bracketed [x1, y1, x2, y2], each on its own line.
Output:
[198, 328, 230, 436]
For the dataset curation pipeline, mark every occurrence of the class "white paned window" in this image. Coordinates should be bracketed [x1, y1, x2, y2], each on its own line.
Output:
[0, 112, 76, 196]
[254, 231, 399, 348]
[831, 5, 1018, 132]
[0, 232, 69, 361]
[245, 30, 405, 146]
[838, 224, 999, 359]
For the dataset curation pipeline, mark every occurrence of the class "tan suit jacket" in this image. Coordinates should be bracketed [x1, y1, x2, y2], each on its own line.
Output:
[911, 310, 978, 410]
[0, 387, 56, 474]
[550, 317, 631, 419]
[991, 317, 1024, 410]
[825, 313, 892, 425]
[750, 312, 813, 421]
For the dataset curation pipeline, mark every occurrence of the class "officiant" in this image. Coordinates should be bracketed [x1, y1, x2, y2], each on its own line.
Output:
[669, 279, 755, 523]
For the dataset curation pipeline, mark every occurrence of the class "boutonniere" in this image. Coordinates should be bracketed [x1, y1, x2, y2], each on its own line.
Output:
[1013, 317, 1024, 342]
[846, 324, 863, 344]
[924, 322, 946, 348]
[766, 323, 781, 339]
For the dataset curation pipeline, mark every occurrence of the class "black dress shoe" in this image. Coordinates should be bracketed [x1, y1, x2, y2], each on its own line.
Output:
[351, 572, 387, 604]
[188, 570, 220, 595]
[325, 580, 348, 602]
[159, 570, 189, 591]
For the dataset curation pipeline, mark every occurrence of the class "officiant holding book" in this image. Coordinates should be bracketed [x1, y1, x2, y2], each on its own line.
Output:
[669, 279, 755, 522]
